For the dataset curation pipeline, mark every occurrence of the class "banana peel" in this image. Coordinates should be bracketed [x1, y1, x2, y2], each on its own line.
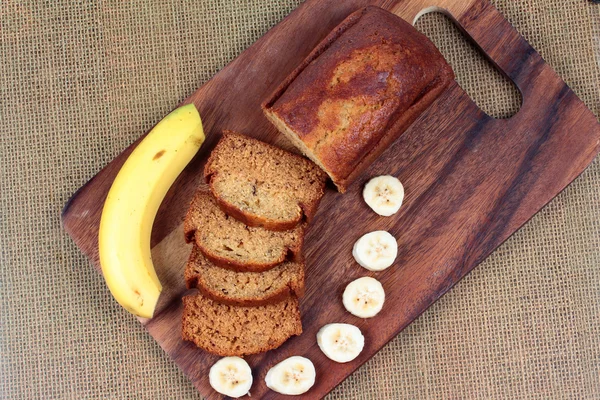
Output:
[98, 104, 204, 318]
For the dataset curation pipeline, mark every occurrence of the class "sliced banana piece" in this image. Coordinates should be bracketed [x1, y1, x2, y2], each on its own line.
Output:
[209, 357, 253, 398]
[317, 323, 365, 363]
[352, 230, 398, 271]
[265, 356, 316, 395]
[343, 277, 385, 318]
[363, 175, 404, 216]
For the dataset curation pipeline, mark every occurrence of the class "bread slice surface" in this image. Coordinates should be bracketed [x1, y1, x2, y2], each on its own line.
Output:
[184, 245, 305, 306]
[184, 190, 305, 272]
[181, 293, 302, 356]
[205, 131, 327, 230]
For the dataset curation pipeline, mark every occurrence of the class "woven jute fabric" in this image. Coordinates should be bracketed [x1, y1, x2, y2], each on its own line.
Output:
[1, 0, 599, 398]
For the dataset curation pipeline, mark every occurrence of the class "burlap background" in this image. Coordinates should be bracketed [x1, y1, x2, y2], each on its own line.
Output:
[1, 1, 599, 399]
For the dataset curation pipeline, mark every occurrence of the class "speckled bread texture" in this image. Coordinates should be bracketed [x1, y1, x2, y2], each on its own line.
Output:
[184, 190, 305, 272]
[263, 6, 455, 192]
[181, 293, 302, 356]
[184, 245, 305, 306]
[204, 131, 328, 231]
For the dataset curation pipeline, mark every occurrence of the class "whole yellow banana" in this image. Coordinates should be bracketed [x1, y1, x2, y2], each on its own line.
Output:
[99, 104, 204, 318]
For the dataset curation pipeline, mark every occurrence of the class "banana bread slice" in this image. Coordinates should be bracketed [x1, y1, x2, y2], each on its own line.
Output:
[182, 293, 302, 356]
[205, 131, 328, 231]
[184, 190, 305, 272]
[185, 245, 305, 306]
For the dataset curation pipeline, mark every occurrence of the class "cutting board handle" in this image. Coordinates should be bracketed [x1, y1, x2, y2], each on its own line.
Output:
[396, 0, 542, 96]
[447, 0, 542, 93]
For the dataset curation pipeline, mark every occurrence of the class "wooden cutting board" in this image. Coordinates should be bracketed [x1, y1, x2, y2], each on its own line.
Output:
[62, 0, 600, 398]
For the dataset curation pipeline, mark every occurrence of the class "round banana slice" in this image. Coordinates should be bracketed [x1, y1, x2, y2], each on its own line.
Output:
[363, 175, 404, 216]
[352, 230, 398, 271]
[265, 356, 316, 395]
[209, 357, 253, 398]
[317, 323, 365, 363]
[343, 277, 385, 318]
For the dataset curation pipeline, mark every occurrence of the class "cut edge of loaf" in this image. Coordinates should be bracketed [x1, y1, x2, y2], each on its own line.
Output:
[204, 130, 327, 230]
[184, 245, 305, 306]
[183, 189, 306, 272]
[181, 293, 303, 356]
[263, 111, 334, 188]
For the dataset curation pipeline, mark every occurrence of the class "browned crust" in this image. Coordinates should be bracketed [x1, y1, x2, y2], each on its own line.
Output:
[262, 6, 455, 192]
[204, 130, 327, 230]
[334, 70, 453, 191]
[297, 196, 322, 224]
[264, 71, 454, 193]
[181, 295, 303, 357]
[183, 212, 196, 244]
[261, 7, 368, 111]
[182, 327, 303, 357]
[290, 264, 305, 298]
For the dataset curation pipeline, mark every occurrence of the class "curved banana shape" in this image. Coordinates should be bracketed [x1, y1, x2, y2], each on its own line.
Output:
[99, 104, 204, 318]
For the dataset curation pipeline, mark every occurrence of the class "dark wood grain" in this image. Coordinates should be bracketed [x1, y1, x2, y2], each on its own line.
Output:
[61, 0, 600, 398]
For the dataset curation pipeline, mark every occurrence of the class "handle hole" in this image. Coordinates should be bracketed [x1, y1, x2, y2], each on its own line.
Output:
[415, 11, 522, 119]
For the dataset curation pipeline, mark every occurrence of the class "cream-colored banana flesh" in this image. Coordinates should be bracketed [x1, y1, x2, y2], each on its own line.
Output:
[98, 104, 204, 318]
[363, 175, 404, 216]
[342, 276, 386, 318]
[352, 230, 398, 271]
[265, 356, 316, 395]
[317, 323, 365, 363]
[209, 357, 253, 398]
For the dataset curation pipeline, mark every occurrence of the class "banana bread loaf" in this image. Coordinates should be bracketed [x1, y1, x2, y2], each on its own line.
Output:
[205, 131, 328, 231]
[184, 190, 305, 272]
[181, 293, 302, 356]
[184, 245, 305, 306]
[263, 6, 454, 192]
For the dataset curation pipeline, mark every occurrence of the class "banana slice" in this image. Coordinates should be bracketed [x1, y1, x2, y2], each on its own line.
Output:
[317, 323, 365, 363]
[265, 356, 316, 395]
[343, 277, 385, 318]
[363, 175, 404, 216]
[209, 357, 253, 398]
[352, 230, 398, 271]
